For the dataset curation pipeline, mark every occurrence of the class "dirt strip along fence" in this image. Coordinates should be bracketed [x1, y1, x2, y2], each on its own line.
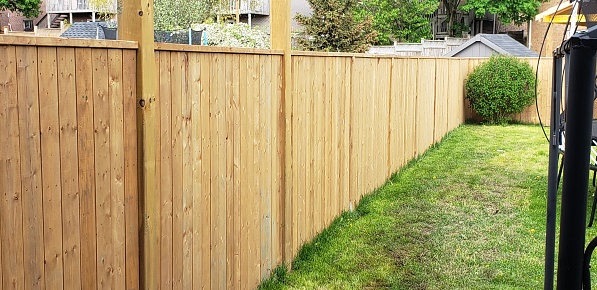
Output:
[0, 35, 553, 290]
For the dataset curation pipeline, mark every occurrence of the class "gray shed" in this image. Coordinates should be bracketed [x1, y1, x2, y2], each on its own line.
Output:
[61, 22, 116, 40]
[444, 34, 538, 57]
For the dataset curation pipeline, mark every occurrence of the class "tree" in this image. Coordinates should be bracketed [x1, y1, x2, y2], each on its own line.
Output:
[0, 0, 41, 18]
[461, 0, 542, 25]
[355, 0, 438, 44]
[441, 0, 464, 37]
[88, 0, 118, 20]
[154, 0, 229, 31]
[295, 0, 377, 53]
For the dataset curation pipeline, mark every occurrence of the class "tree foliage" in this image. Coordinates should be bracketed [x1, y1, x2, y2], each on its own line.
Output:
[441, 0, 464, 37]
[0, 0, 41, 18]
[194, 23, 270, 48]
[355, 0, 438, 44]
[461, 0, 542, 25]
[154, 0, 228, 31]
[295, 0, 377, 53]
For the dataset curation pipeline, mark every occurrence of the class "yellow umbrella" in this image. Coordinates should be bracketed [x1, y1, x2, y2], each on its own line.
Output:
[535, 1, 587, 25]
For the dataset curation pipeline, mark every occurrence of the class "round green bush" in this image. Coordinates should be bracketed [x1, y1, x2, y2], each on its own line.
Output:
[465, 55, 536, 124]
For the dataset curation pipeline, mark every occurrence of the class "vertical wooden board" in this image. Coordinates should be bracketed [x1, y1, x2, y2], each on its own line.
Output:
[380, 59, 391, 182]
[153, 50, 163, 290]
[359, 58, 366, 200]
[122, 49, 139, 290]
[330, 57, 339, 220]
[388, 58, 397, 173]
[92, 48, 113, 290]
[199, 53, 212, 289]
[224, 53, 235, 288]
[158, 51, 173, 290]
[75, 48, 97, 290]
[239, 54, 250, 289]
[57, 47, 82, 290]
[306, 57, 315, 240]
[323, 57, 332, 226]
[462, 59, 471, 123]
[170, 51, 184, 290]
[299, 56, 308, 247]
[434, 59, 448, 142]
[190, 52, 202, 290]
[314, 56, 323, 236]
[446, 59, 460, 131]
[231, 53, 242, 287]
[341, 57, 351, 212]
[38, 46, 65, 290]
[180, 51, 193, 290]
[392, 59, 405, 171]
[210, 53, 227, 290]
[292, 56, 303, 255]
[271, 54, 284, 265]
[0, 45, 25, 290]
[260, 55, 273, 279]
[16, 45, 45, 290]
[107, 49, 126, 290]
[348, 57, 357, 208]
[403, 59, 416, 161]
[415, 59, 434, 156]
[249, 53, 262, 289]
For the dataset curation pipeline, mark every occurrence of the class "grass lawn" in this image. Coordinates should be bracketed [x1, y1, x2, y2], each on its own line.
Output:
[259, 124, 597, 289]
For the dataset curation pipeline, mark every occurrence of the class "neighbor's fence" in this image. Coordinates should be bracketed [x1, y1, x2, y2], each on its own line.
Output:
[0, 35, 554, 290]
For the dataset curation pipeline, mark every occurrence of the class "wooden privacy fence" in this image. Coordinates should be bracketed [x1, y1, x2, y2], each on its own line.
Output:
[0, 37, 139, 290]
[0, 35, 553, 290]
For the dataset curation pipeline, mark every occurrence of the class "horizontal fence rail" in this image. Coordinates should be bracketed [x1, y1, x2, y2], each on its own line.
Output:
[0, 36, 553, 290]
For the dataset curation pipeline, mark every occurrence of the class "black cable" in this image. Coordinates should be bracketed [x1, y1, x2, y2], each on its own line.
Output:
[536, 0, 567, 144]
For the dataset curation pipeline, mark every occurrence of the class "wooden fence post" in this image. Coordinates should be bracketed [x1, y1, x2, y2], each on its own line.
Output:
[119, 2, 159, 289]
[271, 0, 293, 265]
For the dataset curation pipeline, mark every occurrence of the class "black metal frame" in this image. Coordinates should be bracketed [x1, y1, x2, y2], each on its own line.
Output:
[546, 26, 597, 290]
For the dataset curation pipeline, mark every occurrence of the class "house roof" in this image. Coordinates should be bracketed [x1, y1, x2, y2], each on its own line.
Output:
[61, 22, 106, 39]
[445, 34, 539, 57]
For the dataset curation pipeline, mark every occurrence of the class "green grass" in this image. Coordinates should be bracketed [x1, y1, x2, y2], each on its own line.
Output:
[259, 124, 597, 289]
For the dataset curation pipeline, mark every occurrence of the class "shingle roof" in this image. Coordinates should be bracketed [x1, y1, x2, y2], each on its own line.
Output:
[445, 34, 539, 57]
[61, 22, 106, 39]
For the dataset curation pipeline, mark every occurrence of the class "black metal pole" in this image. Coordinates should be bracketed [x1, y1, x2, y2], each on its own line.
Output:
[556, 36, 596, 290]
[545, 54, 562, 290]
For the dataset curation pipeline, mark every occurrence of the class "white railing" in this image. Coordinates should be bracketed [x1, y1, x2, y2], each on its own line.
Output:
[226, 0, 269, 15]
[46, 0, 117, 13]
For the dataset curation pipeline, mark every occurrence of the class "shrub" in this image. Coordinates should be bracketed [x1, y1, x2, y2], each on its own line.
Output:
[193, 23, 270, 49]
[465, 55, 536, 124]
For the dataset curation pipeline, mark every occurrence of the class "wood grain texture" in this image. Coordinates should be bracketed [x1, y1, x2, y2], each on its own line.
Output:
[0, 44, 25, 290]
[57, 47, 82, 290]
[38, 46, 65, 290]
[122, 48, 139, 290]
[108, 48, 126, 290]
[92, 48, 112, 290]
[16, 45, 45, 290]
[75, 47, 98, 290]
[158, 50, 173, 290]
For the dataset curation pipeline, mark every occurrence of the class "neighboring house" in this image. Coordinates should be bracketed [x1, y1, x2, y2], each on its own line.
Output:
[430, 1, 527, 44]
[0, 0, 47, 31]
[45, 0, 117, 28]
[228, 0, 311, 32]
[444, 33, 538, 57]
[0, 0, 115, 32]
